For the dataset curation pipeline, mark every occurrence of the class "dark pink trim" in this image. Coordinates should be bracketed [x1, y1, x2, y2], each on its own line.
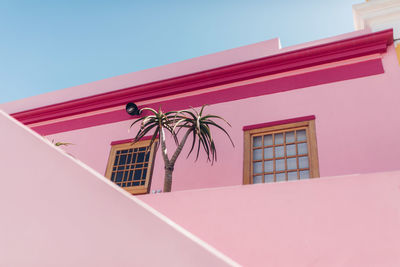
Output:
[243, 116, 316, 131]
[13, 29, 393, 125]
[32, 58, 384, 135]
[110, 135, 154, 146]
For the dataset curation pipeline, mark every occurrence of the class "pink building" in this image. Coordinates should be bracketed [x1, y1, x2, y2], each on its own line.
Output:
[1, 1, 400, 266]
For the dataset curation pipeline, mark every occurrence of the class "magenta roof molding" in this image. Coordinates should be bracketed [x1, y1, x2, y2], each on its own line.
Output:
[242, 115, 316, 131]
[3, 38, 280, 113]
[10, 29, 393, 125]
[32, 57, 383, 135]
[110, 135, 155, 146]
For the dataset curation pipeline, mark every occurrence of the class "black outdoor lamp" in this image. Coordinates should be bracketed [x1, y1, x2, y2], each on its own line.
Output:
[125, 102, 141, 116]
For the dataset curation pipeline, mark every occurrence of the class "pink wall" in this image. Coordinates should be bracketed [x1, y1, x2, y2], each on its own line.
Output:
[139, 170, 400, 267]
[45, 44, 400, 193]
[0, 110, 238, 267]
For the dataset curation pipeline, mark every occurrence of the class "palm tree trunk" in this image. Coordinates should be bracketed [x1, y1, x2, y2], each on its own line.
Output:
[158, 125, 175, 192]
[159, 125, 170, 165]
[163, 166, 173, 192]
[162, 131, 190, 192]
[170, 131, 191, 165]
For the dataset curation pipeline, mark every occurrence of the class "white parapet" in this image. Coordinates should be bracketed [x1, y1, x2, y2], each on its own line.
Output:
[353, 0, 400, 45]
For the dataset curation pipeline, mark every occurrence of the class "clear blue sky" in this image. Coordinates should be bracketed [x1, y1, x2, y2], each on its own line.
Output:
[0, 0, 360, 104]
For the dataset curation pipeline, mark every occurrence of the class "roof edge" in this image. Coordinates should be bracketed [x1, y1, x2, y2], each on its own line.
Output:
[12, 29, 394, 125]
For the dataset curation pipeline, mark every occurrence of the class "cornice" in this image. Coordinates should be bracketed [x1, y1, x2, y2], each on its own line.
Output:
[353, 0, 400, 30]
[12, 29, 394, 125]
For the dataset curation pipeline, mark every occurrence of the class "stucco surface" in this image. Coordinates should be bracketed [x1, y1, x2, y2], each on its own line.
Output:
[0, 110, 238, 267]
[140, 171, 400, 267]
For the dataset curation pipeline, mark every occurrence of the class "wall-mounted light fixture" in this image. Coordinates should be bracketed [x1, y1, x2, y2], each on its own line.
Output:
[126, 103, 141, 116]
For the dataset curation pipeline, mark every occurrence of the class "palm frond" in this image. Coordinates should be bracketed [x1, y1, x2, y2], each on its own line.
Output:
[130, 104, 234, 168]
[186, 129, 197, 158]
[202, 120, 234, 147]
[202, 115, 232, 127]
[54, 141, 73, 147]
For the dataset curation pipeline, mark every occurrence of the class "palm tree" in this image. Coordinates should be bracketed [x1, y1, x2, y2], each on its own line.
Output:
[130, 105, 234, 192]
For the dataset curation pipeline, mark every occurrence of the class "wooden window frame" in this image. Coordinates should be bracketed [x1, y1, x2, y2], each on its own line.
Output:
[105, 139, 157, 195]
[243, 119, 319, 184]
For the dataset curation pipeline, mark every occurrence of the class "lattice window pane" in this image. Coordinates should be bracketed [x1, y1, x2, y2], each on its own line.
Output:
[137, 152, 145, 163]
[119, 154, 126, 165]
[287, 158, 297, 170]
[288, 171, 298, 180]
[253, 175, 262, 184]
[264, 147, 273, 159]
[300, 170, 310, 179]
[298, 143, 308, 154]
[299, 156, 309, 169]
[253, 149, 262, 160]
[253, 162, 262, 174]
[275, 133, 284, 144]
[286, 144, 296, 156]
[276, 173, 286, 182]
[264, 160, 273, 172]
[286, 131, 295, 143]
[276, 159, 285, 171]
[264, 135, 273, 146]
[297, 130, 307, 141]
[275, 146, 284, 158]
[253, 136, 262, 147]
[265, 174, 274, 183]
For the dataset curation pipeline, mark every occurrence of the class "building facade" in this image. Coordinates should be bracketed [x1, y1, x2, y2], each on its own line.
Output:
[2, 1, 400, 195]
[3, 33, 400, 195]
[1, 1, 400, 266]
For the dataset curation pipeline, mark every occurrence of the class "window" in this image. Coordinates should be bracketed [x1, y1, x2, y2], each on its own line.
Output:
[243, 117, 319, 184]
[105, 139, 157, 194]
